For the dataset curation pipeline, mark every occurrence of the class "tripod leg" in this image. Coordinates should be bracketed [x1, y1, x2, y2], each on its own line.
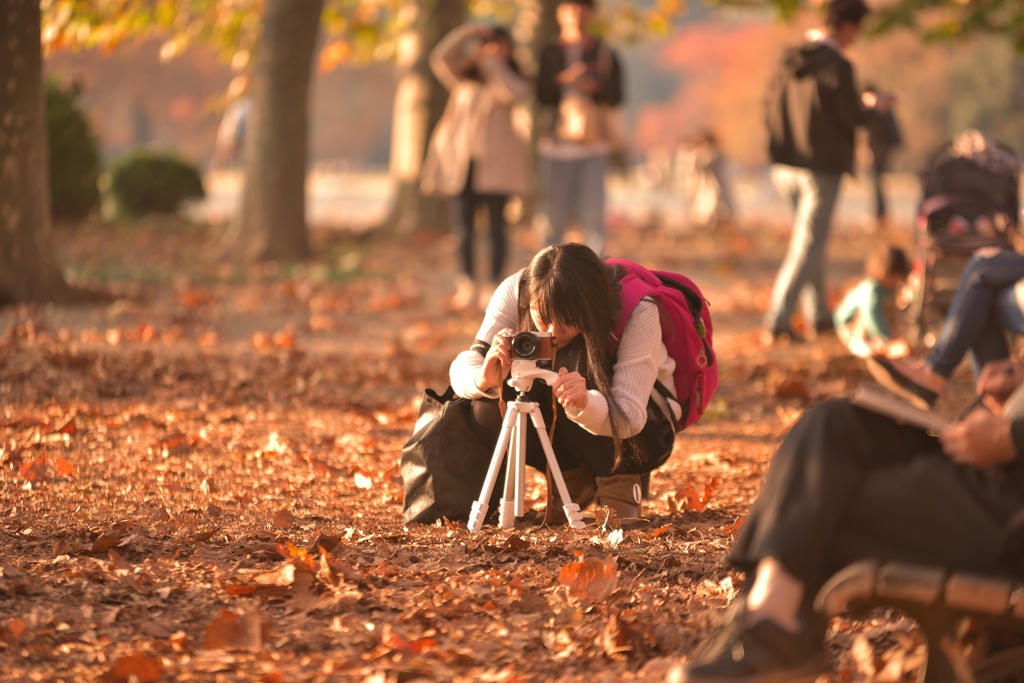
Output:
[498, 410, 521, 528]
[514, 409, 527, 517]
[468, 406, 518, 532]
[528, 408, 586, 530]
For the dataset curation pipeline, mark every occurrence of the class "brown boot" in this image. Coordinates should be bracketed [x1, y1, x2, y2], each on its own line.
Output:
[595, 474, 642, 526]
[543, 466, 597, 526]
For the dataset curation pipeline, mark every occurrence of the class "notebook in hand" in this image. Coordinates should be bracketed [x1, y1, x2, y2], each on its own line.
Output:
[851, 385, 951, 433]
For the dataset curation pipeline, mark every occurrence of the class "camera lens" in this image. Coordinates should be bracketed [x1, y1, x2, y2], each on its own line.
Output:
[511, 332, 538, 359]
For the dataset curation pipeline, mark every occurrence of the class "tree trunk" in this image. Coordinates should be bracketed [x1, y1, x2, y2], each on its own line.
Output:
[231, 0, 324, 261]
[0, 0, 73, 304]
[377, 0, 465, 235]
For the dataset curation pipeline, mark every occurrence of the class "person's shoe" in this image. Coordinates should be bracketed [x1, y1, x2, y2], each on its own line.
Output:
[595, 474, 643, 527]
[544, 466, 597, 526]
[813, 319, 835, 337]
[449, 277, 476, 312]
[866, 357, 939, 410]
[760, 328, 806, 348]
[670, 601, 830, 683]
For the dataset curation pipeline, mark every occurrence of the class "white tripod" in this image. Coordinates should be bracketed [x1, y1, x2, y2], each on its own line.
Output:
[467, 363, 586, 532]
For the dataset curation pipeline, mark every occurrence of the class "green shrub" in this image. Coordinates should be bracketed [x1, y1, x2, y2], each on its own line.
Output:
[47, 79, 101, 220]
[109, 151, 205, 217]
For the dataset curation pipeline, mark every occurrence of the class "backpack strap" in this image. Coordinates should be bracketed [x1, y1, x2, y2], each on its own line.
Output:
[606, 272, 653, 358]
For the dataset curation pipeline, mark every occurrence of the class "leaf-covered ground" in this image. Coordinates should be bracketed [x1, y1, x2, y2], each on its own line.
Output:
[1, 217, 979, 682]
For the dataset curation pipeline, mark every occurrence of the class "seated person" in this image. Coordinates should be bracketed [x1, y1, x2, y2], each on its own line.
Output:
[869, 247, 1024, 409]
[833, 244, 910, 358]
[449, 243, 680, 524]
[679, 358, 1024, 682]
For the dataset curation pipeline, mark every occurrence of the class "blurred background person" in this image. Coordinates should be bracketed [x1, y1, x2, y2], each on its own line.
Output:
[833, 244, 911, 358]
[421, 24, 532, 311]
[862, 84, 902, 230]
[687, 130, 735, 230]
[535, 0, 624, 255]
[762, 0, 872, 343]
[211, 74, 251, 170]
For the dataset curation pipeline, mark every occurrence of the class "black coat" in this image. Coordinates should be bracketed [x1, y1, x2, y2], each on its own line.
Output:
[536, 39, 623, 109]
[766, 41, 862, 175]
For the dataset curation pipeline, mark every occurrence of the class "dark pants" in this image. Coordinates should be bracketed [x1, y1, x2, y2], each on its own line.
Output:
[469, 390, 674, 478]
[451, 165, 507, 282]
[729, 400, 1024, 594]
[927, 249, 1024, 379]
[871, 149, 890, 220]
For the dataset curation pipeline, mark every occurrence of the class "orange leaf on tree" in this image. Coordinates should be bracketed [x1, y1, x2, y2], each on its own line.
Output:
[102, 652, 164, 682]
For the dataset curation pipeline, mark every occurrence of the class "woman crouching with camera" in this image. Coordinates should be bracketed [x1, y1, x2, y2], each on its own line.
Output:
[450, 243, 681, 525]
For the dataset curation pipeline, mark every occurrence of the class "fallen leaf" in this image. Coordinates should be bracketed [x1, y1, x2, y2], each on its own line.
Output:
[91, 532, 122, 553]
[202, 606, 268, 652]
[272, 509, 296, 529]
[558, 556, 619, 604]
[102, 652, 164, 682]
[20, 457, 48, 483]
[54, 457, 75, 476]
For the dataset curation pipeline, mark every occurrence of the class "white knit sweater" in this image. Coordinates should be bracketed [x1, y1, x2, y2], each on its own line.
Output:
[449, 270, 678, 438]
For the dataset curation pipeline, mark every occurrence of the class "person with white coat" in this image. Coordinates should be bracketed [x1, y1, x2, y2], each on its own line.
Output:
[421, 25, 532, 311]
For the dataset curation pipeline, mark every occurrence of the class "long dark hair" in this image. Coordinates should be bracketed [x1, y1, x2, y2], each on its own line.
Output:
[517, 244, 630, 468]
[463, 26, 522, 81]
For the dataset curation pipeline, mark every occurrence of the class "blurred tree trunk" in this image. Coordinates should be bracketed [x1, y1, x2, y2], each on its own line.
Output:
[0, 0, 74, 304]
[231, 0, 324, 261]
[378, 0, 465, 235]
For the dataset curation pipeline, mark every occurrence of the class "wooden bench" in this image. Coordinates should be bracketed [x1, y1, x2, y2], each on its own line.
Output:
[815, 560, 1024, 683]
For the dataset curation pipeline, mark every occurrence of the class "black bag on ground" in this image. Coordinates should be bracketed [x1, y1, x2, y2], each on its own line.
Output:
[401, 386, 492, 524]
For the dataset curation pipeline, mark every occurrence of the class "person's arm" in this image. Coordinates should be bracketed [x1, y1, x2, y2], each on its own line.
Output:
[593, 44, 623, 107]
[823, 58, 862, 135]
[565, 300, 661, 438]
[429, 24, 483, 91]
[939, 360, 1024, 467]
[449, 272, 521, 399]
[477, 54, 532, 105]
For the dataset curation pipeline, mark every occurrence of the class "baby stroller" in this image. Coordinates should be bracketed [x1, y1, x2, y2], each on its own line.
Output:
[903, 130, 1022, 347]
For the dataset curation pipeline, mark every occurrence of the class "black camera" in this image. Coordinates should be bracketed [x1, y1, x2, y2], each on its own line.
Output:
[509, 331, 554, 366]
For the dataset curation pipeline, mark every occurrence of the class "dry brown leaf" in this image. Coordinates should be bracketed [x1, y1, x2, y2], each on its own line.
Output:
[271, 509, 296, 529]
[20, 457, 48, 482]
[102, 652, 164, 682]
[558, 556, 619, 604]
[91, 532, 122, 553]
[202, 606, 269, 652]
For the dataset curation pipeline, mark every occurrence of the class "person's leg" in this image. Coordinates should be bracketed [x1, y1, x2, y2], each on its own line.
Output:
[926, 250, 1024, 378]
[483, 194, 508, 283]
[872, 152, 888, 222]
[802, 170, 842, 329]
[764, 167, 840, 334]
[576, 154, 608, 255]
[542, 156, 575, 247]
[728, 400, 939, 586]
[450, 192, 474, 279]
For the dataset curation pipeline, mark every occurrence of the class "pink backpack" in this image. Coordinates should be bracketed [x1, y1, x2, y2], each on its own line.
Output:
[605, 259, 717, 430]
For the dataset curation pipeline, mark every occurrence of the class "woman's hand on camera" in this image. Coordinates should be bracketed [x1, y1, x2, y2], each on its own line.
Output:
[476, 328, 513, 392]
[552, 367, 588, 413]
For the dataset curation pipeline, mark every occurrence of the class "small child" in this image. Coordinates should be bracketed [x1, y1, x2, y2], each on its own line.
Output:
[833, 245, 911, 358]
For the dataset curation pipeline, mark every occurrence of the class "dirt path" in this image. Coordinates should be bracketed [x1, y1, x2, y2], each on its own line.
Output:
[0, 218, 973, 682]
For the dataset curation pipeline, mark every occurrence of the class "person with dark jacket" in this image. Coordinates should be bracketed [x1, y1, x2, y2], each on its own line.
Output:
[862, 85, 902, 227]
[535, 0, 624, 255]
[762, 0, 873, 343]
[676, 358, 1024, 682]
